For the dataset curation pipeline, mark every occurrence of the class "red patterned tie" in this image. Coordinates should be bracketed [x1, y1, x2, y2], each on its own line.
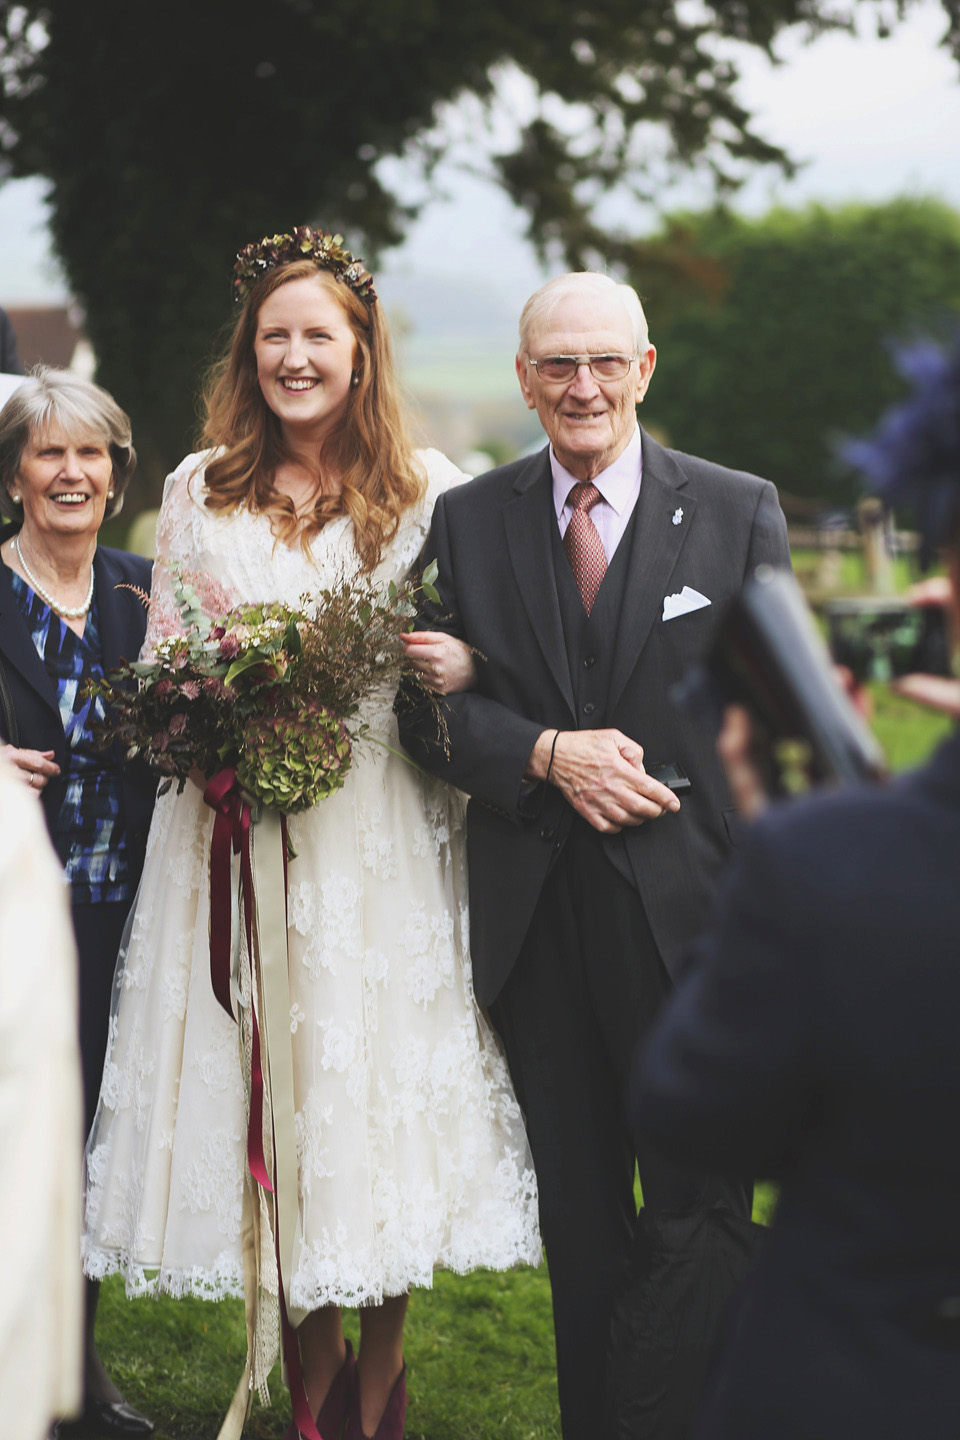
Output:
[563, 481, 608, 615]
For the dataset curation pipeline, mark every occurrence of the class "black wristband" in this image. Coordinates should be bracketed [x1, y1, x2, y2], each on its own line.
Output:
[544, 729, 561, 785]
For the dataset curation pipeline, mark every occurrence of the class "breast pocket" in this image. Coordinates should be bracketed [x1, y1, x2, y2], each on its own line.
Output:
[657, 607, 718, 685]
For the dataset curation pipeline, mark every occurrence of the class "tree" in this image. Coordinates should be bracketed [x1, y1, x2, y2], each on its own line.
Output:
[637, 198, 960, 504]
[1, 0, 959, 496]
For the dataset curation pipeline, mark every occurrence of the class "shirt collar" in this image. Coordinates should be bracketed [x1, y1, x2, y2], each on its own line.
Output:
[551, 424, 643, 519]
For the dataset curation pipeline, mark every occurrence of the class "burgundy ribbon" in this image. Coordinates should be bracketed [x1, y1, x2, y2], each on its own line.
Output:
[204, 773, 317, 1438]
[204, 768, 270, 1190]
[277, 1201, 319, 1440]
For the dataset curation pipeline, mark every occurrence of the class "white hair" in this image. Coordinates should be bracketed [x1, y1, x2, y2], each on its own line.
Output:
[517, 272, 650, 356]
[0, 365, 136, 522]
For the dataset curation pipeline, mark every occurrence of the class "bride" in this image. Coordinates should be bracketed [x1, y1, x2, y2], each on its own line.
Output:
[82, 227, 540, 1440]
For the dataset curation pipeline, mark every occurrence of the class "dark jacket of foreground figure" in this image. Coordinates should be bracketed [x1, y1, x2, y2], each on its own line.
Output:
[633, 726, 960, 1440]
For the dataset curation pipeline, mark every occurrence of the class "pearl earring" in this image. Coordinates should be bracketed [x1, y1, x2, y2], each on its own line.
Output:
[11, 493, 21, 504]
[350, 372, 360, 388]
[107, 490, 115, 499]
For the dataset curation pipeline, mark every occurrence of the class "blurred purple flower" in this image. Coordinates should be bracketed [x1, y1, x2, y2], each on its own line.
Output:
[841, 329, 960, 568]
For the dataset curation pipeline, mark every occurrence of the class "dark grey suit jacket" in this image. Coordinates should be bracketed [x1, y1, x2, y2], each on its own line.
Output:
[399, 429, 791, 1005]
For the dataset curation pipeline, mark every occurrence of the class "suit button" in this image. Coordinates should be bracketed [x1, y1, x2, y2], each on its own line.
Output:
[540, 825, 556, 842]
[583, 701, 596, 716]
[583, 654, 596, 669]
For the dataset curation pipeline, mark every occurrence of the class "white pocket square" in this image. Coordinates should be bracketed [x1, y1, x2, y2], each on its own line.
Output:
[662, 586, 711, 622]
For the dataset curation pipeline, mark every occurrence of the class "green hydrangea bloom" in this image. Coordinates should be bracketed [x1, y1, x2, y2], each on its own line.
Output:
[236, 703, 352, 814]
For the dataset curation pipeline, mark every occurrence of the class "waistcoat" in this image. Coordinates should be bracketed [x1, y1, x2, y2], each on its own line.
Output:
[550, 490, 643, 886]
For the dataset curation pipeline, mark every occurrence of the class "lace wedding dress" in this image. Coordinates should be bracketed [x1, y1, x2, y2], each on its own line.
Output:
[82, 450, 540, 1310]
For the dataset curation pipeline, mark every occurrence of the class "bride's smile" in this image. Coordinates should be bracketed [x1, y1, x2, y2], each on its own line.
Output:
[254, 274, 357, 445]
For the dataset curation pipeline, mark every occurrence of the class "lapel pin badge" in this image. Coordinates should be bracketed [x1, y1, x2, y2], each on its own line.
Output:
[672, 506, 683, 526]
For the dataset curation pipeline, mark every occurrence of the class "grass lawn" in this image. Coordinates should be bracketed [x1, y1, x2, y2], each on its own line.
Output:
[96, 1264, 561, 1440]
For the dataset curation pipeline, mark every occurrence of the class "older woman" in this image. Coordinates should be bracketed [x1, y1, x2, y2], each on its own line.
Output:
[0, 367, 156, 1438]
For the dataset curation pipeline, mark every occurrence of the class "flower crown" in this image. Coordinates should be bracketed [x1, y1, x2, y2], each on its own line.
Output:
[842, 330, 960, 568]
[232, 225, 377, 307]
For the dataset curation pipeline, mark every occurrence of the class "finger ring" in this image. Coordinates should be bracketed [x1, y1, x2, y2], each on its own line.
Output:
[28, 771, 35, 787]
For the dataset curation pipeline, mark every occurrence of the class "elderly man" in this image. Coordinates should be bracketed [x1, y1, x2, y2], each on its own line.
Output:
[399, 271, 790, 1436]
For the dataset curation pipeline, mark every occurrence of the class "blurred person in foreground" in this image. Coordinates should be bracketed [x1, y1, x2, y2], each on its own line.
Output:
[631, 331, 960, 1440]
[0, 368, 156, 1437]
[0, 752, 83, 1440]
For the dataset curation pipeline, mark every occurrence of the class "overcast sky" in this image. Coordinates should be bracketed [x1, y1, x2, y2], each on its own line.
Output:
[1, 0, 958, 309]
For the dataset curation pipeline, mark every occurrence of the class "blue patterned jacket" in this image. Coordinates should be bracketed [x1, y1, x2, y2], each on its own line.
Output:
[0, 525, 156, 887]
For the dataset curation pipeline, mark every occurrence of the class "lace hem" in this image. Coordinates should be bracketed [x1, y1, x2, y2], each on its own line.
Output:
[81, 1240, 245, 1302]
[289, 1230, 543, 1311]
[83, 1209, 541, 1310]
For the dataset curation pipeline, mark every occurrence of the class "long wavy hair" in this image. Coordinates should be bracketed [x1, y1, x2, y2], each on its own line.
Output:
[201, 260, 424, 570]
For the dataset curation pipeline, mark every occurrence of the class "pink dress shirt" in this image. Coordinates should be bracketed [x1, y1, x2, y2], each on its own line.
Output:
[550, 425, 643, 561]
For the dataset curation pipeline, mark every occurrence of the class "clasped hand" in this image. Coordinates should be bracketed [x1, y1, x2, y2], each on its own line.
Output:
[401, 631, 478, 695]
[530, 728, 681, 833]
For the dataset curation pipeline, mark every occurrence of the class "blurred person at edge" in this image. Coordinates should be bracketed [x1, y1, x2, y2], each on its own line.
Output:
[0, 752, 83, 1440]
[0, 369, 156, 1439]
[0, 306, 24, 375]
[631, 332, 960, 1440]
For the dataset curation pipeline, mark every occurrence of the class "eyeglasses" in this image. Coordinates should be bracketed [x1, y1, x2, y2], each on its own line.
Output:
[527, 353, 638, 383]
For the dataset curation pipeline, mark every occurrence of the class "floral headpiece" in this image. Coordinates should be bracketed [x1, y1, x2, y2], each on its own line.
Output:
[842, 330, 960, 568]
[232, 225, 377, 307]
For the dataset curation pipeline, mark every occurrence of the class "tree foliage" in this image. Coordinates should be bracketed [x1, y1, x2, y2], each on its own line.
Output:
[1, 0, 959, 496]
[638, 198, 960, 505]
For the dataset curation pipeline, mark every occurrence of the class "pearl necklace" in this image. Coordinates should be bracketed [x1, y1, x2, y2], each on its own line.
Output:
[12, 535, 95, 619]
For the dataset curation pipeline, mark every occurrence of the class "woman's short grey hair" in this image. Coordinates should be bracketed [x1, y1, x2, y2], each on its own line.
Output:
[517, 272, 651, 357]
[0, 366, 136, 524]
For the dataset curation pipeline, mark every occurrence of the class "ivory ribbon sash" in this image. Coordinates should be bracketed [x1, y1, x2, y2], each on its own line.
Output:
[205, 776, 319, 1440]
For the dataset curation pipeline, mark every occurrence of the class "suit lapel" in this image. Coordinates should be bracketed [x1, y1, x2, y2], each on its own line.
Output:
[95, 548, 138, 673]
[608, 430, 697, 716]
[0, 534, 60, 718]
[503, 450, 577, 719]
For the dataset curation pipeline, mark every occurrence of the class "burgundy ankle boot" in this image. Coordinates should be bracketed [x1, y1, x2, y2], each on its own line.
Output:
[343, 1363, 406, 1440]
[284, 1339, 356, 1440]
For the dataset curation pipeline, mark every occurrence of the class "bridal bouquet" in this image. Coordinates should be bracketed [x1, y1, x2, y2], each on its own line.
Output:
[90, 561, 442, 814]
